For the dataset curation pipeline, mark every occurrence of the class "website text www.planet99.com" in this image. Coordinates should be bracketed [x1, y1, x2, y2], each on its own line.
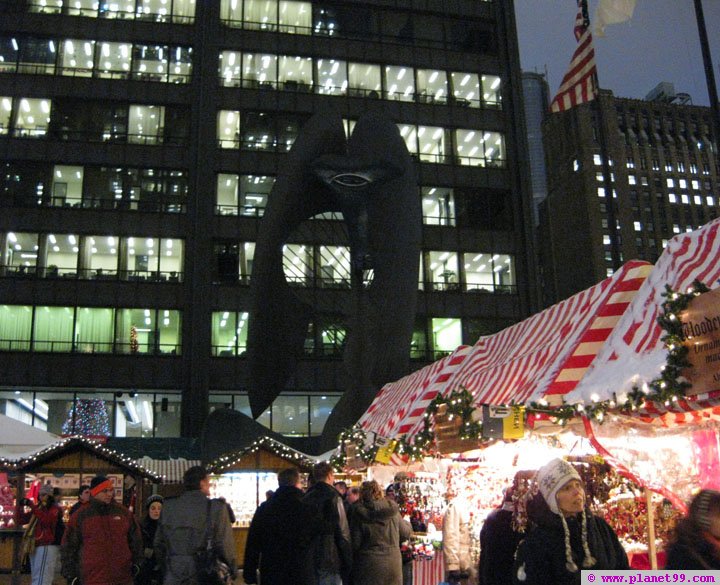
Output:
[582, 570, 720, 584]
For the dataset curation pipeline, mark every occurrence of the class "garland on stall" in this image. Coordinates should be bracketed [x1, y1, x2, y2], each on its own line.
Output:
[332, 281, 710, 466]
[330, 426, 379, 471]
[525, 279, 710, 425]
[396, 387, 485, 460]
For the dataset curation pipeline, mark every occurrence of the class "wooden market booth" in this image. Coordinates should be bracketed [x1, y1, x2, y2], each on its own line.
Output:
[1, 437, 160, 582]
[207, 436, 317, 567]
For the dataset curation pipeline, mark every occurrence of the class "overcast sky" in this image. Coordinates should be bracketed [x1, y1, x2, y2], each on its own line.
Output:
[514, 0, 720, 106]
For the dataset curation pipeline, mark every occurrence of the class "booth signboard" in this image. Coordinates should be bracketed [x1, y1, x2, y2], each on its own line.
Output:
[681, 287, 720, 394]
[434, 404, 479, 454]
[481, 405, 525, 440]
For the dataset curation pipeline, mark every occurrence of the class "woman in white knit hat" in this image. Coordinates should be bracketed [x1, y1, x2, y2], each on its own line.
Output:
[513, 458, 628, 585]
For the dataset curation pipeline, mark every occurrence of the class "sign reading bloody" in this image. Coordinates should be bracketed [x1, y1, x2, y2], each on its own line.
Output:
[680, 287, 720, 394]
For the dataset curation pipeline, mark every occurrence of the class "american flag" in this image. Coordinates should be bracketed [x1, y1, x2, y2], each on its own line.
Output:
[550, 0, 598, 113]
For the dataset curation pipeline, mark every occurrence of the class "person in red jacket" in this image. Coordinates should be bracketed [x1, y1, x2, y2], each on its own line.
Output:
[25, 482, 64, 585]
[61, 475, 143, 585]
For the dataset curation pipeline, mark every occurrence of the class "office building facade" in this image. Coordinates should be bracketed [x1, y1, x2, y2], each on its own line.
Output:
[539, 89, 719, 305]
[0, 0, 535, 440]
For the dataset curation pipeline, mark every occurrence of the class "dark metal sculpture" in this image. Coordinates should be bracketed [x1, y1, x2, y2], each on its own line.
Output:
[243, 108, 420, 451]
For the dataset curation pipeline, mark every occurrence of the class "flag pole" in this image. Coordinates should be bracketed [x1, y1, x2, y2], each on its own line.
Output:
[693, 0, 720, 155]
[586, 1, 622, 271]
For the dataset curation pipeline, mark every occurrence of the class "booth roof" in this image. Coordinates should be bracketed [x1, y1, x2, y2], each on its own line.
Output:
[564, 216, 720, 423]
[13, 436, 162, 481]
[358, 260, 652, 441]
[136, 456, 202, 484]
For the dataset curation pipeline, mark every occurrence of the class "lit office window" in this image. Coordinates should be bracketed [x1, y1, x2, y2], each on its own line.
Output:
[220, 0, 242, 24]
[137, 0, 194, 22]
[33, 306, 74, 352]
[463, 253, 493, 293]
[169, 47, 192, 82]
[123, 237, 183, 281]
[668, 194, 677, 203]
[421, 187, 455, 226]
[628, 175, 636, 185]
[455, 130, 504, 167]
[416, 69, 447, 104]
[128, 105, 164, 145]
[272, 395, 308, 435]
[427, 251, 459, 291]
[244, 0, 279, 30]
[482, 74, 502, 107]
[216, 173, 239, 215]
[132, 44, 169, 82]
[493, 254, 515, 292]
[317, 245, 350, 288]
[64, 0, 97, 16]
[633, 221, 642, 231]
[348, 62, 381, 98]
[99, 0, 135, 19]
[0, 305, 32, 350]
[450, 72, 480, 108]
[59, 39, 95, 77]
[13, 98, 51, 138]
[0, 97, 10, 133]
[707, 196, 715, 206]
[594, 154, 603, 166]
[75, 308, 114, 353]
[667, 178, 675, 188]
[319, 317, 346, 356]
[96, 42, 132, 78]
[316, 59, 347, 95]
[84, 235, 119, 279]
[46, 233, 79, 277]
[279, 1, 311, 34]
[219, 51, 242, 87]
[385, 65, 414, 102]
[243, 53, 278, 88]
[681, 194, 689, 204]
[218, 110, 240, 149]
[115, 308, 181, 354]
[242, 175, 272, 215]
[2, 232, 38, 274]
[214, 311, 249, 356]
[397, 124, 417, 156]
[283, 244, 313, 286]
[29, 1, 62, 14]
[417, 126, 446, 164]
[310, 395, 339, 434]
[278, 55, 313, 91]
[431, 318, 462, 358]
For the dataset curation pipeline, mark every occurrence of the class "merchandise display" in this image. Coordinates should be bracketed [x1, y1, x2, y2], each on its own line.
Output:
[209, 472, 276, 527]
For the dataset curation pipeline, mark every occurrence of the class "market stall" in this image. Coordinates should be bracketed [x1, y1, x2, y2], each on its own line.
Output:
[207, 436, 317, 566]
[1, 436, 160, 579]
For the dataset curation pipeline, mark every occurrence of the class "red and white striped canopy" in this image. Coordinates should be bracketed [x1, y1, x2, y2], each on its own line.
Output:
[565, 217, 720, 416]
[358, 260, 652, 441]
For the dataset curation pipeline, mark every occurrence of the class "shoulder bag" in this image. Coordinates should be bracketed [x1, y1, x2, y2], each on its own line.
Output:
[20, 515, 38, 562]
[195, 500, 234, 585]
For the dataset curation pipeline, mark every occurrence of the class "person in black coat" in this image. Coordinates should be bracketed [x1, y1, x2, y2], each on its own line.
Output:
[243, 467, 315, 585]
[479, 487, 524, 585]
[513, 458, 628, 585]
[136, 494, 163, 585]
[665, 489, 720, 570]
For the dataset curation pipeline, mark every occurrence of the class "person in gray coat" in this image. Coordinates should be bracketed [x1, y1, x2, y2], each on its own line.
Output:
[154, 466, 237, 585]
[350, 480, 412, 585]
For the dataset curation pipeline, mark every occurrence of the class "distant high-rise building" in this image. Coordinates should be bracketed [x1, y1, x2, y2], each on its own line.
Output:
[539, 88, 719, 305]
[0, 0, 535, 442]
[522, 72, 550, 225]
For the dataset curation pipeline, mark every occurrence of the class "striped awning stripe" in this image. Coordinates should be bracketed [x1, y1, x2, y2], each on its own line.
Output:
[359, 260, 650, 441]
[135, 457, 202, 483]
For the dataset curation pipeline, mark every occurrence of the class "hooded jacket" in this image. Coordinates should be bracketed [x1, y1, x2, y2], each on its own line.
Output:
[61, 498, 143, 585]
[513, 495, 628, 585]
[350, 497, 412, 585]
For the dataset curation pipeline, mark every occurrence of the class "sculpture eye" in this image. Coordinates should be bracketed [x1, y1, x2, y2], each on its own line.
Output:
[330, 173, 372, 188]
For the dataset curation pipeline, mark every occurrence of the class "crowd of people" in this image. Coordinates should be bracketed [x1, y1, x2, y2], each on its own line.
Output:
[16, 457, 720, 585]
